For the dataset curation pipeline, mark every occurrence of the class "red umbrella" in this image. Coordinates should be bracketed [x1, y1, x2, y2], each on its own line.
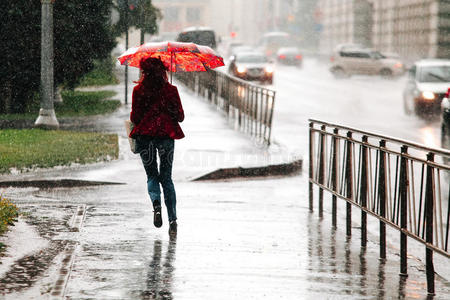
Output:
[117, 41, 225, 72]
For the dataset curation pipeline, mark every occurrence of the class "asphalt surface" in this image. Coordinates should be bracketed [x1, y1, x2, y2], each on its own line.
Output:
[0, 66, 449, 299]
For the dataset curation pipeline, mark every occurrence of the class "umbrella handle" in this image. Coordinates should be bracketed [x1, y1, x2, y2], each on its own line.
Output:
[170, 52, 173, 84]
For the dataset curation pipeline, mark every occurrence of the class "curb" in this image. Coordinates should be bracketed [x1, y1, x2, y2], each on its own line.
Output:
[0, 179, 125, 189]
[191, 158, 303, 181]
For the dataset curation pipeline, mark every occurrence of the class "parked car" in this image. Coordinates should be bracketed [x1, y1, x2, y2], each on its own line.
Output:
[403, 59, 450, 117]
[228, 51, 274, 84]
[330, 47, 404, 78]
[276, 47, 302, 67]
[441, 88, 450, 153]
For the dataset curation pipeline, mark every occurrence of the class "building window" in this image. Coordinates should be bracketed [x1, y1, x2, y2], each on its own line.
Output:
[165, 7, 179, 22]
[186, 7, 201, 23]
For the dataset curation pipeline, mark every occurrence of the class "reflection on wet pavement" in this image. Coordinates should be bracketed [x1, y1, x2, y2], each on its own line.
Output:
[305, 211, 450, 299]
[141, 238, 176, 299]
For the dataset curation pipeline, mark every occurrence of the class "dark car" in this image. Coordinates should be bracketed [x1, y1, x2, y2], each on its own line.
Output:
[276, 47, 302, 67]
[228, 51, 274, 84]
[441, 88, 450, 151]
[176, 26, 217, 49]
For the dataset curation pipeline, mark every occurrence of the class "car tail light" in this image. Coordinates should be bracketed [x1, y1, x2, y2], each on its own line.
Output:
[446, 87, 450, 98]
[279, 55, 286, 59]
[295, 54, 302, 60]
[330, 56, 334, 62]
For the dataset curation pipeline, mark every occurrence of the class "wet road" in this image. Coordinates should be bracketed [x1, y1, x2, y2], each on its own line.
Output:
[269, 59, 443, 155]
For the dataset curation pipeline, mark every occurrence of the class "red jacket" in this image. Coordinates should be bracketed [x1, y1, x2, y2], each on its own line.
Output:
[130, 82, 185, 139]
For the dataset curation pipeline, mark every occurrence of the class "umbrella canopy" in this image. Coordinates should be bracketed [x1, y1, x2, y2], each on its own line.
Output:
[117, 41, 224, 72]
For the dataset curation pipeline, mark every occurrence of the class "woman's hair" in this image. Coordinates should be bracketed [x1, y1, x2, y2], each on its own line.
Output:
[136, 57, 168, 89]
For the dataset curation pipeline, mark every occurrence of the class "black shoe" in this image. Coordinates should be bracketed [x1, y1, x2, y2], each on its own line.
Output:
[153, 206, 162, 228]
[169, 221, 177, 236]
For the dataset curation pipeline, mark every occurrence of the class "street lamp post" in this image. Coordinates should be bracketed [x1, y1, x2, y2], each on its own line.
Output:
[35, 0, 59, 129]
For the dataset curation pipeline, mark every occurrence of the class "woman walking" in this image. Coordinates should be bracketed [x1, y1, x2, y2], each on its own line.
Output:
[129, 57, 184, 236]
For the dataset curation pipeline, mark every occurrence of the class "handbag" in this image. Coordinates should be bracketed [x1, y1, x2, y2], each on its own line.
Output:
[124, 120, 138, 154]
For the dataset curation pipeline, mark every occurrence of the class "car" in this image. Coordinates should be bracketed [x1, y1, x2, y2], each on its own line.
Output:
[276, 47, 303, 67]
[149, 32, 178, 42]
[176, 27, 217, 49]
[257, 31, 293, 59]
[330, 47, 404, 78]
[440, 88, 450, 153]
[229, 45, 254, 57]
[403, 59, 450, 118]
[225, 40, 245, 57]
[228, 51, 274, 84]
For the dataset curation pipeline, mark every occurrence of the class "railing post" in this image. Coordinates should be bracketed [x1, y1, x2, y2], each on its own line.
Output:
[309, 122, 314, 211]
[399, 145, 409, 277]
[318, 125, 326, 217]
[266, 93, 275, 146]
[425, 152, 435, 295]
[360, 135, 369, 247]
[378, 140, 387, 259]
[345, 131, 353, 236]
[331, 128, 339, 228]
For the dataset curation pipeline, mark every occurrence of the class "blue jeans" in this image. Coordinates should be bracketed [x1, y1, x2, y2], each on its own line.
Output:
[136, 136, 177, 222]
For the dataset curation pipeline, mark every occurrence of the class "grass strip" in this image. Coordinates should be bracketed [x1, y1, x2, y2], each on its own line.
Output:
[0, 90, 120, 121]
[0, 129, 118, 174]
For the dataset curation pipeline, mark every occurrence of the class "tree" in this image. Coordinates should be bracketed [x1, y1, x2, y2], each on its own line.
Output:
[114, 0, 161, 44]
[53, 1, 117, 89]
[0, 0, 116, 114]
[0, 0, 41, 114]
[133, 0, 162, 44]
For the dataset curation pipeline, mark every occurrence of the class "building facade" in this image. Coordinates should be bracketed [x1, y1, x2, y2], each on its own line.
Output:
[316, 0, 373, 52]
[152, 0, 275, 46]
[371, 0, 450, 60]
[317, 0, 450, 61]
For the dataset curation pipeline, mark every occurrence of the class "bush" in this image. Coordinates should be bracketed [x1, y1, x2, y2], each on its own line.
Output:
[57, 90, 120, 116]
[0, 195, 19, 236]
[78, 57, 119, 87]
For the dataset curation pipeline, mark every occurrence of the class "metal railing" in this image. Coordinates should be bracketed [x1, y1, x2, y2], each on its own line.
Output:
[308, 119, 450, 295]
[176, 70, 276, 145]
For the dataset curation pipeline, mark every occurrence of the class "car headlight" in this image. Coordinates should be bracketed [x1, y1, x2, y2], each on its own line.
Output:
[237, 66, 247, 74]
[421, 91, 436, 100]
[265, 66, 274, 74]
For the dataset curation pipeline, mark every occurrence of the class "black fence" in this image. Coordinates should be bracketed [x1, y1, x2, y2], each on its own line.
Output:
[308, 119, 450, 295]
[176, 70, 276, 145]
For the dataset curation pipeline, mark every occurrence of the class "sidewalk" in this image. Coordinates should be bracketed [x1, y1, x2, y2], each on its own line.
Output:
[0, 68, 449, 299]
